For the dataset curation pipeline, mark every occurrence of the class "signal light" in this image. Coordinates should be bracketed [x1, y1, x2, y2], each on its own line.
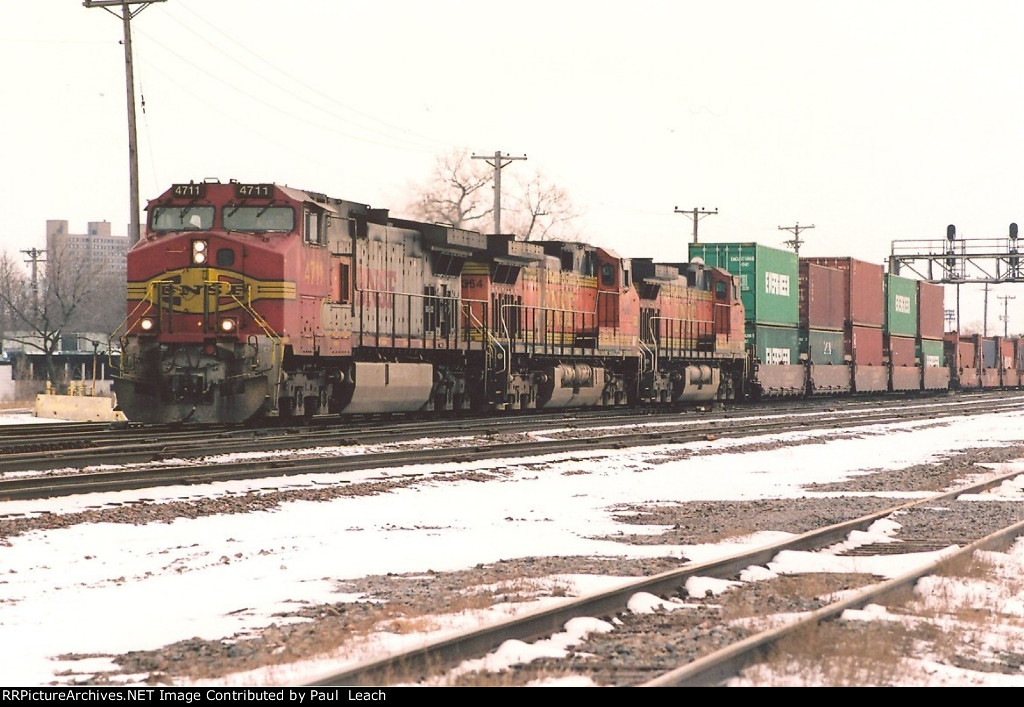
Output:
[192, 240, 208, 264]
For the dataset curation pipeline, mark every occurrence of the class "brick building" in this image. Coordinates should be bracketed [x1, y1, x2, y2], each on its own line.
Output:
[45, 220, 129, 278]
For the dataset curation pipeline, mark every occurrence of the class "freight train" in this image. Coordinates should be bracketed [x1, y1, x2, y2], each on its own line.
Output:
[110, 179, 1009, 425]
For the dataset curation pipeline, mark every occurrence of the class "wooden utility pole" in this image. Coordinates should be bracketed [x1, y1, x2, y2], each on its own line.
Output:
[999, 294, 1015, 337]
[22, 248, 46, 315]
[83, 0, 166, 247]
[472, 151, 527, 235]
[779, 222, 815, 255]
[674, 206, 718, 244]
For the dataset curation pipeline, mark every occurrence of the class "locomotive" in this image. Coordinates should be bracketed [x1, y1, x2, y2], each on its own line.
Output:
[112, 180, 746, 424]
[111, 179, 1019, 425]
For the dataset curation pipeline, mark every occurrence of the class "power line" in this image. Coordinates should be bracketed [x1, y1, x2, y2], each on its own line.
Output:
[674, 206, 718, 244]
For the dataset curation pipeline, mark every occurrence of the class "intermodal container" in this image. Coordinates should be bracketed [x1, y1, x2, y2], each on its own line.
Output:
[917, 281, 945, 340]
[981, 337, 998, 368]
[747, 323, 801, 365]
[1000, 338, 1015, 369]
[884, 274, 918, 338]
[799, 262, 846, 331]
[945, 332, 978, 370]
[847, 325, 884, 366]
[690, 243, 799, 326]
[887, 334, 917, 367]
[801, 328, 845, 365]
[802, 256, 884, 328]
[917, 338, 944, 368]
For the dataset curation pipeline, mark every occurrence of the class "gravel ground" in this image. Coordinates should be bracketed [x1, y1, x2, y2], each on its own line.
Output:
[13, 439, 1024, 686]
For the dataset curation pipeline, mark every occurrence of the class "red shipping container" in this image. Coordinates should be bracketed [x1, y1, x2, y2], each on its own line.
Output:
[846, 324, 884, 365]
[1000, 337, 1015, 370]
[799, 262, 846, 331]
[802, 257, 884, 327]
[887, 334, 916, 367]
[917, 281, 945, 340]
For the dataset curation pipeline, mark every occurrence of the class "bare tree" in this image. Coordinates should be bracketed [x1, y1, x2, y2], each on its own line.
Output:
[503, 169, 581, 242]
[405, 147, 494, 229]
[405, 148, 581, 240]
[0, 246, 124, 390]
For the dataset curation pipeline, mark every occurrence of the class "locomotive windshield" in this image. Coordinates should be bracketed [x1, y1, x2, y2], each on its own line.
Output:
[151, 206, 215, 231]
[223, 206, 295, 232]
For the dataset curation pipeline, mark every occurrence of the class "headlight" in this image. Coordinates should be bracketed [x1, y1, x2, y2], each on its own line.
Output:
[219, 318, 238, 333]
[192, 240, 208, 264]
[139, 317, 156, 333]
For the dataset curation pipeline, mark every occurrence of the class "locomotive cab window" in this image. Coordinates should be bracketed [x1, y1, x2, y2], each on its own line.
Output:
[304, 209, 326, 245]
[600, 263, 616, 287]
[715, 281, 728, 301]
[151, 206, 214, 231]
[223, 206, 295, 232]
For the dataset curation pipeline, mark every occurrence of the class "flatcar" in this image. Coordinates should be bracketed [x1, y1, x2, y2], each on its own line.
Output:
[112, 180, 746, 424]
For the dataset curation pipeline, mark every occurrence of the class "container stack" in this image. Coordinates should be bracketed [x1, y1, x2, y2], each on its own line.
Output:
[689, 242, 804, 395]
[916, 281, 948, 390]
[980, 335, 1001, 388]
[944, 332, 980, 388]
[998, 336, 1018, 387]
[798, 261, 849, 393]
[884, 273, 920, 391]
[801, 256, 887, 393]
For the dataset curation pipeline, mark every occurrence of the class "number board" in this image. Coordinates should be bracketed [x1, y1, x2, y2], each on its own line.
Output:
[235, 183, 274, 198]
[171, 183, 206, 198]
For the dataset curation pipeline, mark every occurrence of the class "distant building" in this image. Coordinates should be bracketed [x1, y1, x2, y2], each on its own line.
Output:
[45, 220, 129, 278]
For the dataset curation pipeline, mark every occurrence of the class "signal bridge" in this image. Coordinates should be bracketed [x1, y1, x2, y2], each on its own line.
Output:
[889, 224, 1023, 284]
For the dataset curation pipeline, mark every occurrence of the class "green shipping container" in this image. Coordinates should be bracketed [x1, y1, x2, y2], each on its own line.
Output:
[747, 324, 801, 365]
[800, 329, 846, 365]
[918, 338, 944, 368]
[690, 242, 799, 326]
[885, 274, 919, 337]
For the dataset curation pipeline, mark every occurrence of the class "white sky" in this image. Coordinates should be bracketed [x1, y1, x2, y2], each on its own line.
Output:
[3, 1, 1024, 328]
[4, 405, 1024, 686]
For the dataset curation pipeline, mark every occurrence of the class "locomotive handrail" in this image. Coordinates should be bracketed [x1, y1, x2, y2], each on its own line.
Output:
[108, 279, 171, 371]
[646, 315, 716, 372]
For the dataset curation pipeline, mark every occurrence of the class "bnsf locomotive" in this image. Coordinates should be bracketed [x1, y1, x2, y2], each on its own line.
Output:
[113, 180, 747, 424]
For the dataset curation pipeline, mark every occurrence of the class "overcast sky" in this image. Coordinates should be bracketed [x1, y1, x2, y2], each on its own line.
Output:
[3, 1, 1024, 327]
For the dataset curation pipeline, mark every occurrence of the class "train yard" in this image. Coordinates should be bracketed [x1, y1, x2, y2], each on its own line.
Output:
[3, 391, 1024, 686]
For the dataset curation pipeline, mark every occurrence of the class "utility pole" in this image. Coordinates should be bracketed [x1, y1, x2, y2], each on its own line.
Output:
[983, 283, 990, 336]
[779, 222, 815, 255]
[22, 248, 46, 315]
[674, 206, 718, 244]
[999, 295, 1016, 337]
[83, 0, 166, 247]
[472, 151, 527, 235]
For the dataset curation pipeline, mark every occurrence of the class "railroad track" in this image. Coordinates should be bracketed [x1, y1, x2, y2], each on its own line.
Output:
[5, 394, 1024, 501]
[301, 469, 1024, 687]
[0, 389, 1013, 471]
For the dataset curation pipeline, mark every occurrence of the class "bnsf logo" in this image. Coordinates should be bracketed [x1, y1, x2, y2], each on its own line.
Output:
[894, 294, 911, 314]
[763, 347, 791, 365]
[764, 272, 790, 297]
